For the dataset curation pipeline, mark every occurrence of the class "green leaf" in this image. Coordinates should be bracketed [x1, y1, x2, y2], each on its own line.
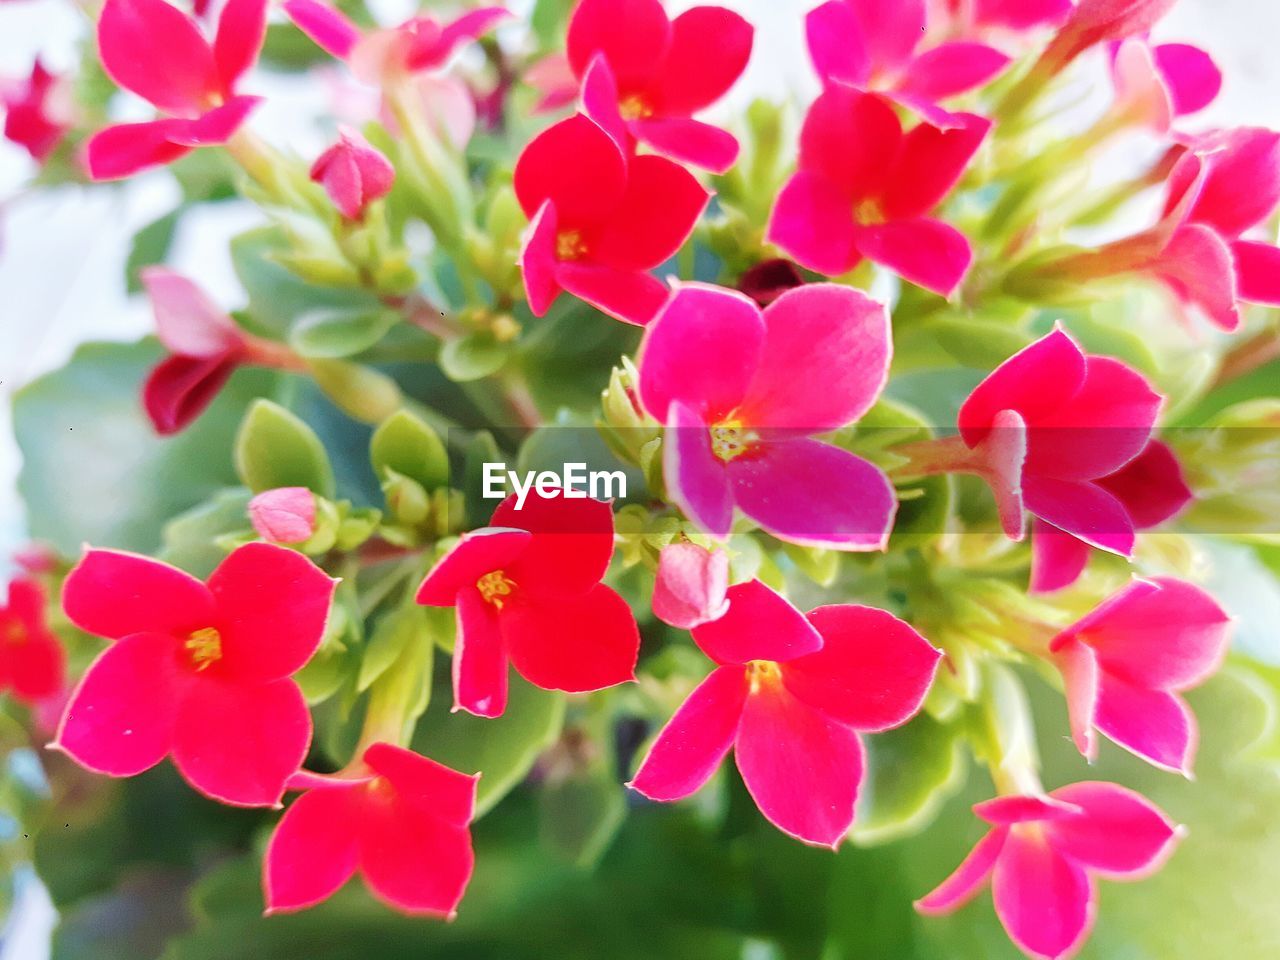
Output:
[288, 308, 400, 359]
[463, 430, 503, 528]
[157, 488, 252, 579]
[537, 766, 627, 869]
[234, 399, 336, 497]
[370, 409, 450, 491]
[14, 341, 272, 555]
[927, 316, 1032, 369]
[440, 332, 513, 382]
[125, 208, 181, 293]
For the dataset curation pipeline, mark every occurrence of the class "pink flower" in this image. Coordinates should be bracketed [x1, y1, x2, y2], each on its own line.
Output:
[568, 0, 753, 173]
[0, 578, 66, 706]
[54, 543, 337, 806]
[917, 782, 1182, 960]
[514, 114, 707, 325]
[249, 487, 319, 545]
[631, 579, 940, 846]
[637, 282, 897, 549]
[767, 86, 989, 296]
[1108, 39, 1221, 133]
[264, 743, 477, 916]
[310, 126, 395, 220]
[652, 542, 730, 629]
[525, 53, 577, 114]
[1039, 0, 1178, 74]
[957, 326, 1162, 554]
[931, 0, 1073, 35]
[807, 0, 1010, 123]
[416, 491, 640, 719]
[1051, 577, 1232, 774]
[2, 58, 75, 162]
[1031, 439, 1192, 593]
[85, 0, 267, 180]
[283, 0, 507, 84]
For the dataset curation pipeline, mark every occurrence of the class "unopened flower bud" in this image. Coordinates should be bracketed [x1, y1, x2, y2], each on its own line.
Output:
[249, 487, 318, 544]
[310, 126, 395, 221]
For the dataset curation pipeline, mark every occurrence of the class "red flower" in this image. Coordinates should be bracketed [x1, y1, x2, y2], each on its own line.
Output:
[0, 578, 66, 706]
[767, 85, 989, 296]
[416, 491, 640, 718]
[514, 113, 708, 325]
[264, 743, 477, 916]
[631, 580, 940, 846]
[54, 543, 337, 806]
[310, 126, 395, 221]
[568, 0, 753, 173]
[2, 58, 74, 162]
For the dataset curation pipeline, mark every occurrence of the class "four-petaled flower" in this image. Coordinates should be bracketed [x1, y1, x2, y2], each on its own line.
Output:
[637, 282, 897, 549]
[86, 0, 268, 180]
[768, 85, 990, 296]
[568, 0, 753, 173]
[264, 743, 477, 916]
[514, 113, 708, 325]
[631, 579, 940, 846]
[2, 58, 75, 163]
[1051, 577, 1232, 774]
[0, 578, 66, 706]
[1108, 38, 1221, 133]
[55, 543, 337, 806]
[917, 783, 1182, 960]
[416, 490, 641, 718]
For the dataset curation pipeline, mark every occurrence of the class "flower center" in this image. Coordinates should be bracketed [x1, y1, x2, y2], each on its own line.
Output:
[710, 420, 760, 462]
[185, 627, 223, 671]
[556, 230, 588, 261]
[746, 659, 782, 693]
[477, 570, 517, 609]
[618, 94, 654, 121]
[853, 196, 886, 226]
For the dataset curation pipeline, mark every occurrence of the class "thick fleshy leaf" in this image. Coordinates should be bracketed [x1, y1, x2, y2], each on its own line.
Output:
[63, 548, 215, 640]
[1157, 222, 1240, 332]
[513, 114, 627, 225]
[520, 201, 563, 317]
[363, 743, 478, 828]
[959, 328, 1088, 445]
[589, 154, 709, 269]
[637, 283, 764, 423]
[991, 830, 1095, 960]
[556, 262, 670, 327]
[1030, 522, 1092, 593]
[172, 676, 311, 805]
[632, 117, 739, 174]
[84, 121, 194, 181]
[898, 43, 1010, 101]
[141, 268, 242, 357]
[493, 491, 616, 599]
[282, 0, 361, 60]
[881, 114, 991, 220]
[664, 402, 734, 538]
[691, 580, 823, 666]
[566, 0, 670, 90]
[728, 439, 897, 550]
[1153, 42, 1220, 115]
[915, 828, 1007, 915]
[1054, 637, 1101, 760]
[1022, 475, 1135, 556]
[1096, 439, 1191, 529]
[799, 86, 901, 198]
[214, 0, 267, 90]
[453, 588, 509, 718]
[206, 542, 336, 682]
[53, 631, 184, 777]
[652, 542, 730, 629]
[786, 605, 940, 731]
[854, 218, 974, 296]
[1233, 239, 1280, 306]
[416, 529, 532, 606]
[1095, 673, 1196, 773]
[629, 665, 747, 800]
[1046, 782, 1181, 879]
[358, 790, 474, 917]
[264, 785, 360, 913]
[98, 0, 218, 113]
[805, 0, 872, 86]
[737, 284, 889, 431]
[735, 682, 865, 847]
[767, 171, 861, 277]
[502, 585, 639, 693]
[651, 6, 753, 114]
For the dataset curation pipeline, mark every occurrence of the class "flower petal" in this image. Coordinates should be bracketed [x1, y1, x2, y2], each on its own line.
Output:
[897, 43, 1010, 102]
[735, 682, 864, 847]
[664, 401, 734, 538]
[588, 154, 709, 269]
[767, 171, 861, 277]
[207, 542, 336, 682]
[738, 283, 890, 431]
[1022, 476, 1135, 556]
[787, 604, 940, 731]
[173, 676, 311, 806]
[798, 86, 901, 200]
[629, 665, 747, 801]
[84, 121, 194, 181]
[974, 0, 1072, 29]
[358, 791, 475, 917]
[53, 632, 184, 777]
[1153, 42, 1220, 116]
[1157, 222, 1240, 332]
[502, 585, 639, 693]
[650, 6, 753, 114]
[854, 218, 974, 297]
[959, 328, 1088, 444]
[98, 0, 218, 113]
[652, 542, 730, 630]
[729, 439, 897, 550]
[213, 0, 267, 91]
[453, 588, 509, 719]
[566, 0, 670, 90]
[142, 352, 240, 435]
[513, 114, 627, 225]
[416, 529, 533, 607]
[166, 97, 262, 146]
[363, 743, 478, 828]
[63, 548, 216, 640]
[991, 830, 1095, 960]
[1046, 781, 1181, 879]
[1095, 674, 1196, 774]
[415, 6, 509, 70]
[975, 794, 1083, 825]
[691, 580, 823, 665]
[282, 0, 361, 60]
[492, 491, 616, 599]
[914, 828, 1007, 915]
[805, 0, 872, 86]
[141, 267, 242, 357]
[1030, 522, 1092, 594]
[1233, 239, 1280, 306]
[1053, 636, 1101, 761]
[880, 113, 991, 220]
[844, 0, 926, 71]
[632, 117, 739, 174]
[1096, 439, 1192, 529]
[1187, 127, 1280, 237]
[520, 201, 563, 317]
[264, 785, 360, 914]
[556, 262, 670, 327]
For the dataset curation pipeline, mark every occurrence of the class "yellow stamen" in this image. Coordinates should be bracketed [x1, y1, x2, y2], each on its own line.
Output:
[853, 197, 886, 225]
[619, 94, 654, 121]
[185, 627, 223, 671]
[746, 659, 782, 694]
[477, 570, 517, 609]
[710, 421, 760, 463]
[556, 230, 588, 261]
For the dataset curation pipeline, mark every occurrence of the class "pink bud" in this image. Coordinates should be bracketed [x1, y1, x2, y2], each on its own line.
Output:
[249, 488, 318, 544]
[309, 126, 395, 220]
[652, 543, 730, 629]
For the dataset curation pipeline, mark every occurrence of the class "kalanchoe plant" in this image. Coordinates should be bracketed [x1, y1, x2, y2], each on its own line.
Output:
[3, 0, 1280, 958]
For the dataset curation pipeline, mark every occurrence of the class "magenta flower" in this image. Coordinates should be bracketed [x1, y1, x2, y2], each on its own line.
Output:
[917, 782, 1182, 960]
[514, 114, 708, 325]
[651, 542, 730, 629]
[283, 0, 507, 83]
[1031, 439, 1192, 593]
[2, 58, 74, 162]
[631, 579, 940, 846]
[54, 543, 336, 806]
[767, 85, 989, 296]
[1108, 39, 1221, 133]
[264, 743, 477, 916]
[310, 126, 395, 221]
[568, 0, 753, 173]
[637, 282, 896, 549]
[1051, 577, 1232, 774]
[416, 491, 640, 719]
[249, 487, 319, 545]
[935, 0, 1073, 35]
[957, 326, 1162, 554]
[0, 578, 66, 706]
[806, 0, 1010, 123]
[525, 53, 577, 114]
[1037, 0, 1179, 78]
[85, 0, 267, 180]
